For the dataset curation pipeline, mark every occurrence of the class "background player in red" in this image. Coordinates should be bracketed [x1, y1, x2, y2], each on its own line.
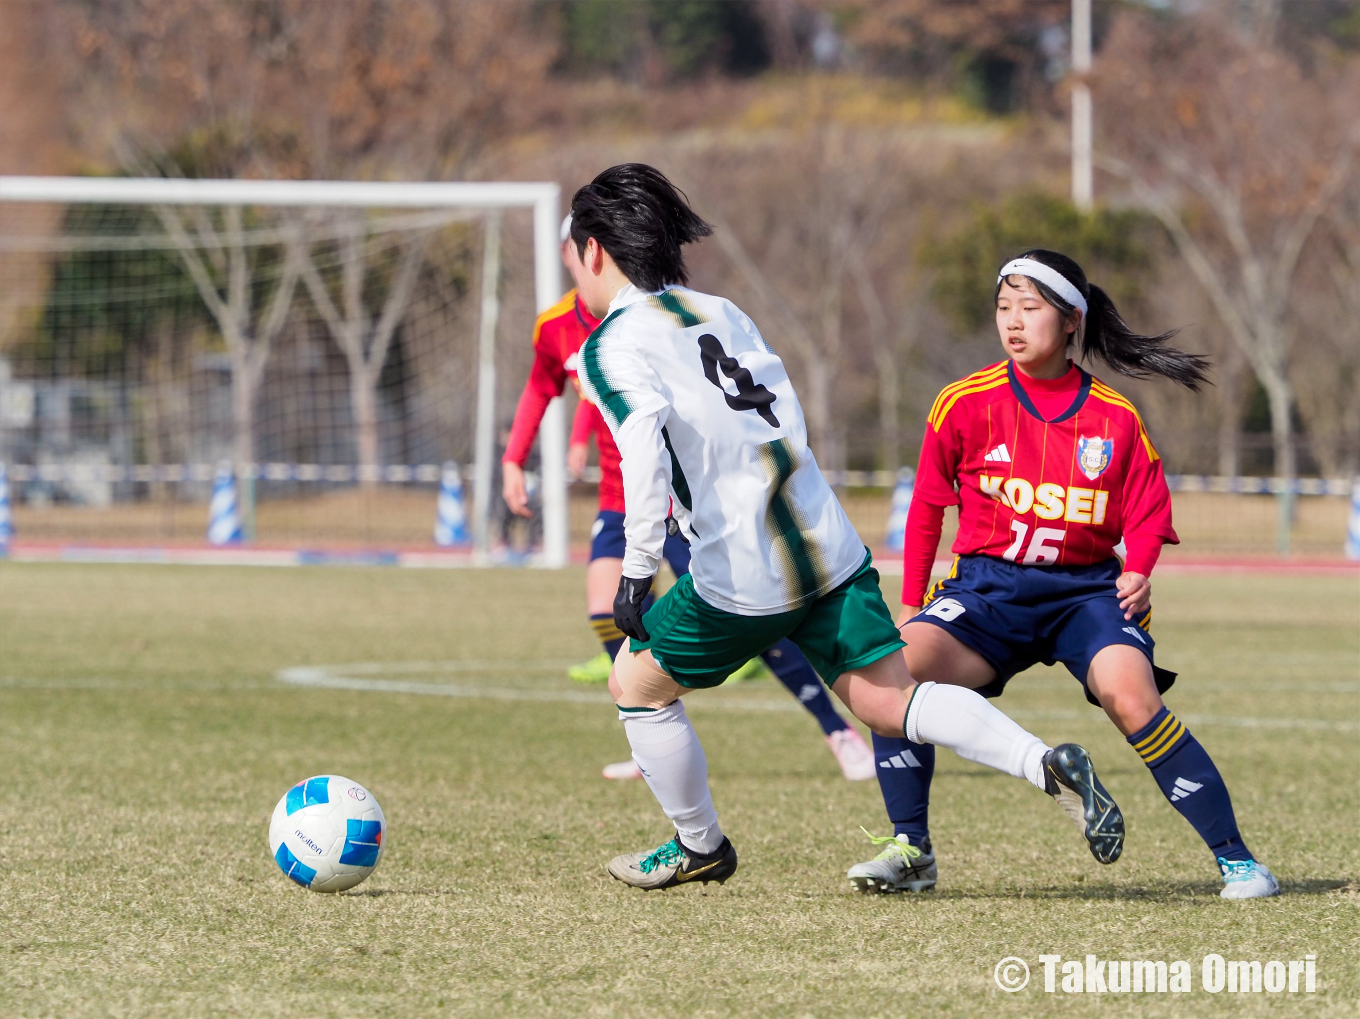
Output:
[502, 217, 876, 781]
[848, 249, 1280, 900]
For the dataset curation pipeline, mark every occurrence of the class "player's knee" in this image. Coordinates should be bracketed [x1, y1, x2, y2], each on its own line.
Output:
[607, 669, 623, 702]
[832, 675, 909, 738]
[1090, 678, 1161, 734]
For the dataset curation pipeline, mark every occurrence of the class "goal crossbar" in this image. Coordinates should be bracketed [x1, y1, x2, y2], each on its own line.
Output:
[0, 175, 569, 567]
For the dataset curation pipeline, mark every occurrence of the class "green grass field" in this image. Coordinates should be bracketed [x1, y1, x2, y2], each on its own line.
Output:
[0, 562, 1356, 1017]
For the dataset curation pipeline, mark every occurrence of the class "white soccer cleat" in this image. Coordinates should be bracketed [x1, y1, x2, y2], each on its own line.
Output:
[1219, 858, 1281, 899]
[847, 830, 937, 893]
[602, 759, 643, 781]
[826, 727, 876, 781]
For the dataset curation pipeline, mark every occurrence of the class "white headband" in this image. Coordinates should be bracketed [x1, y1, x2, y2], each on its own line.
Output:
[997, 258, 1088, 317]
[560, 214, 573, 244]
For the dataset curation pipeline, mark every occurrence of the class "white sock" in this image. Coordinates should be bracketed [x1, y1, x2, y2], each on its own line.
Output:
[620, 701, 724, 854]
[905, 681, 1050, 791]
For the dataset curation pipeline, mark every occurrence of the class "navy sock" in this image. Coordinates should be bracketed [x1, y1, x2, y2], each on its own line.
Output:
[589, 613, 625, 661]
[1128, 706, 1252, 863]
[760, 639, 847, 737]
[871, 732, 934, 845]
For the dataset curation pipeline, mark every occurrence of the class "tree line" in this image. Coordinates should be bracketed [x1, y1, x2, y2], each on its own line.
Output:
[0, 0, 1356, 480]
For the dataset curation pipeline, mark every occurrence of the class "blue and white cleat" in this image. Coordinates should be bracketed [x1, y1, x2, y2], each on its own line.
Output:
[1219, 858, 1281, 899]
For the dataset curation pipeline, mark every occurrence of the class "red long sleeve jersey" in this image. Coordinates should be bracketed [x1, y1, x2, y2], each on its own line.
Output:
[503, 290, 624, 513]
[910, 360, 1177, 593]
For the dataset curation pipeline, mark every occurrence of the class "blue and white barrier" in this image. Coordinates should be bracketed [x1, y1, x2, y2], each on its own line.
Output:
[433, 462, 469, 547]
[207, 463, 244, 546]
[0, 463, 12, 556]
[1346, 479, 1360, 561]
[883, 467, 915, 553]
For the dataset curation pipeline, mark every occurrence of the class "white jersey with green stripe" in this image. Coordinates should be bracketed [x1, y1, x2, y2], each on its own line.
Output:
[578, 284, 866, 617]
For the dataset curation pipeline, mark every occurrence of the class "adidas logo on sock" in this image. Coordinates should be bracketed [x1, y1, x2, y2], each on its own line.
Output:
[983, 443, 1012, 463]
[879, 750, 922, 769]
[1170, 777, 1203, 802]
[797, 684, 819, 703]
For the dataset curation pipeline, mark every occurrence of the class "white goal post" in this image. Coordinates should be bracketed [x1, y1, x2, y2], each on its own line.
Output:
[0, 175, 569, 567]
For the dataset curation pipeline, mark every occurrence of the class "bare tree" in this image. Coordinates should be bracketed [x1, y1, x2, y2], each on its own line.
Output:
[1095, 8, 1359, 490]
[153, 203, 304, 467]
[1293, 177, 1360, 475]
[694, 113, 916, 472]
[45, 0, 554, 474]
[299, 223, 429, 481]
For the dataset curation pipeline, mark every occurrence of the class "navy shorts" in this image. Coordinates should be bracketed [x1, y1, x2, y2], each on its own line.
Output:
[589, 510, 693, 577]
[911, 554, 1175, 706]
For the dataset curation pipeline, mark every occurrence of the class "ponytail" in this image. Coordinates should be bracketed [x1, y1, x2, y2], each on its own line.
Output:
[1082, 283, 1209, 391]
[997, 249, 1210, 391]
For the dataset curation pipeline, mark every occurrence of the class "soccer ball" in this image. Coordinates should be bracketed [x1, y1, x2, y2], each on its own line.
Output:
[268, 775, 386, 892]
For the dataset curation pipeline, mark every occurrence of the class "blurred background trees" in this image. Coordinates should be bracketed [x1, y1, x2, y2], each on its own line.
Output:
[0, 0, 1356, 479]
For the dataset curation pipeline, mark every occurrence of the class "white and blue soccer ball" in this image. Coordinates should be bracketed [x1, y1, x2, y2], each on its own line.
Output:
[268, 775, 386, 893]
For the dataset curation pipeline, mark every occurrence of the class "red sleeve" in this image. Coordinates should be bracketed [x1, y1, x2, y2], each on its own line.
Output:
[503, 329, 568, 466]
[912, 416, 963, 508]
[1123, 533, 1162, 576]
[901, 499, 945, 607]
[1119, 425, 1178, 576]
[570, 398, 595, 447]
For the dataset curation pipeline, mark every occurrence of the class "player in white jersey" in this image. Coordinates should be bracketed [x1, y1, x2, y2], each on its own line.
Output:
[571, 164, 1126, 890]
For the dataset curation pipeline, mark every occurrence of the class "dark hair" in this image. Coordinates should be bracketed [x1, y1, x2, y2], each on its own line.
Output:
[569, 164, 713, 292]
[996, 249, 1210, 390]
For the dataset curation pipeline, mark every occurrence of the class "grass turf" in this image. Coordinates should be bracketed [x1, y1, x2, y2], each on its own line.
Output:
[0, 562, 1355, 1017]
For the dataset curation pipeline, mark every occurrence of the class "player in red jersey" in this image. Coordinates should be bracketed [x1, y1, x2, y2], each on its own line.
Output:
[502, 217, 876, 781]
[849, 249, 1279, 899]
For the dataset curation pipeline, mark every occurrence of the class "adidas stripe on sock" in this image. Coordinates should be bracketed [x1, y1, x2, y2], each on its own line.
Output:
[1128, 706, 1252, 863]
[872, 733, 934, 843]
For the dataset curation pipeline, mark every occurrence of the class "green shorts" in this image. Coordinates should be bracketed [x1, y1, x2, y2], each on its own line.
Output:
[631, 550, 906, 689]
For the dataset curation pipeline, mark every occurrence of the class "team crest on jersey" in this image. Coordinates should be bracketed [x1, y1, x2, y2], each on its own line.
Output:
[1076, 436, 1113, 480]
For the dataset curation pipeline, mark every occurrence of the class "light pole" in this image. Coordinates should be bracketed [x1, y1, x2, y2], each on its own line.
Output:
[1071, 0, 1094, 212]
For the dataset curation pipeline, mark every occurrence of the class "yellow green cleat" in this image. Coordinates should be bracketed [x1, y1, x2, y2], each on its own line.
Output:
[567, 651, 613, 684]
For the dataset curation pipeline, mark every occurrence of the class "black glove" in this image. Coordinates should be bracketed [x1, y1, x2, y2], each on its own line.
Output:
[614, 574, 654, 643]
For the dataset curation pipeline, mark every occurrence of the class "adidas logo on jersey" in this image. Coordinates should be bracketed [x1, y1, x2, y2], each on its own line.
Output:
[879, 750, 922, 769]
[983, 443, 1012, 463]
[1170, 777, 1203, 802]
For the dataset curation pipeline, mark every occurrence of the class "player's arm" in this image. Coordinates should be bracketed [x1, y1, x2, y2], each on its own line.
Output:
[578, 333, 671, 640]
[502, 331, 569, 517]
[899, 402, 965, 622]
[567, 398, 596, 479]
[612, 408, 672, 639]
[1114, 421, 1178, 619]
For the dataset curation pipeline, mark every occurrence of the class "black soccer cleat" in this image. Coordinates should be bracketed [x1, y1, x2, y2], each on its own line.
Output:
[1043, 743, 1125, 864]
[608, 836, 738, 890]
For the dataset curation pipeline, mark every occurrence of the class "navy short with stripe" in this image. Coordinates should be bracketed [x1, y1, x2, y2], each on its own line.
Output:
[590, 510, 693, 575]
[911, 554, 1175, 706]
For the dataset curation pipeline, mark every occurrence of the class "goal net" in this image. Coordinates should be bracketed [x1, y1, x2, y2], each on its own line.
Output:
[0, 177, 569, 565]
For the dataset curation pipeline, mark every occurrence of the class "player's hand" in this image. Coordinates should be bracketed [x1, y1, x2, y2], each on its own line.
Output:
[1116, 571, 1151, 620]
[897, 606, 921, 629]
[566, 442, 589, 479]
[501, 461, 532, 518]
[614, 574, 654, 643]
